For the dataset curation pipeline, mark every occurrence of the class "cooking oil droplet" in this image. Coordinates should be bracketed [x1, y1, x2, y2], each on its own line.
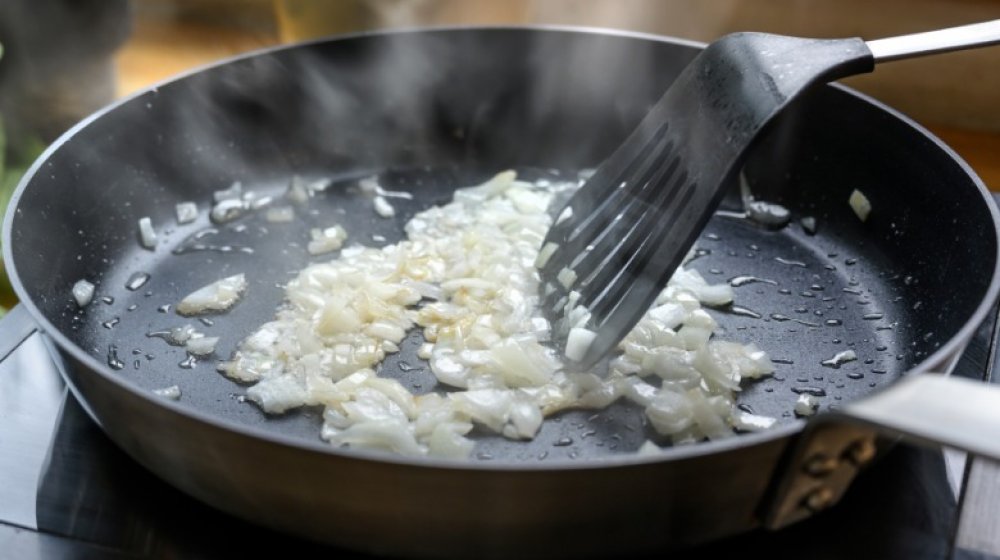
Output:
[729, 305, 762, 319]
[729, 275, 778, 287]
[157, 304, 171, 313]
[199, 317, 214, 327]
[794, 307, 808, 314]
[398, 361, 416, 372]
[770, 314, 790, 322]
[847, 372, 864, 380]
[794, 319, 820, 328]
[554, 437, 574, 447]
[775, 257, 808, 268]
[825, 319, 842, 326]
[821, 350, 857, 368]
[863, 313, 884, 320]
[843, 288, 862, 295]
[107, 345, 125, 370]
[133, 359, 141, 370]
[772, 358, 794, 365]
[845, 258, 858, 266]
[876, 345, 888, 351]
[101, 296, 115, 305]
[688, 248, 711, 261]
[737, 403, 754, 413]
[778, 288, 792, 295]
[800, 291, 816, 298]
[705, 233, 720, 240]
[125, 272, 151, 291]
[179, 355, 198, 369]
[791, 386, 827, 397]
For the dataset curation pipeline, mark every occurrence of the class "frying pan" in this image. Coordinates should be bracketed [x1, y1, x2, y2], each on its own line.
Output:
[3, 26, 1000, 558]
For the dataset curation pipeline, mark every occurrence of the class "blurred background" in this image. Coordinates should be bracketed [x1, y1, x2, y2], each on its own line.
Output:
[1, 0, 999, 315]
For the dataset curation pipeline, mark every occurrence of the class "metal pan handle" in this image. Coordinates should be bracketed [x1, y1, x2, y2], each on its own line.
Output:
[0, 304, 38, 363]
[764, 373, 1000, 528]
[839, 374, 1000, 459]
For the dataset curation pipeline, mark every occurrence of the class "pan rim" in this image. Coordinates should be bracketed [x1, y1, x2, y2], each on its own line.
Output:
[3, 24, 999, 472]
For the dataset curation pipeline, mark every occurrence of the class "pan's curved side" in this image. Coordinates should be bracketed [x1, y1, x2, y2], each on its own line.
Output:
[52, 345, 789, 558]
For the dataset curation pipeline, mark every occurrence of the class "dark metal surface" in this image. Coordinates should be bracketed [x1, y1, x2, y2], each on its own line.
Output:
[2, 27, 999, 557]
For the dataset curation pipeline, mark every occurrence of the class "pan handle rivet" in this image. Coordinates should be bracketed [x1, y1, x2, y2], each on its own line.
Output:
[803, 453, 839, 476]
[844, 438, 877, 466]
[802, 487, 835, 512]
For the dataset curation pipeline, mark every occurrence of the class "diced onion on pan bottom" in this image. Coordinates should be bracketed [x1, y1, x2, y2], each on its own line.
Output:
[220, 171, 776, 459]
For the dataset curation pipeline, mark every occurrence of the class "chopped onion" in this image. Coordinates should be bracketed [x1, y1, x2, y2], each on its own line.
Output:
[138, 216, 157, 249]
[849, 189, 871, 221]
[72, 279, 95, 307]
[564, 327, 596, 362]
[185, 336, 219, 356]
[637, 440, 662, 456]
[731, 411, 777, 432]
[534, 242, 558, 268]
[176, 274, 247, 316]
[152, 385, 182, 400]
[210, 199, 245, 224]
[800, 216, 817, 235]
[307, 225, 348, 255]
[794, 394, 819, 417]
[224, 171, 774, 459]
[373, 196, 395, 218]
[175, 202, 198, 224]
[745, 200, 791, 227]
[556, 267, 577, 289]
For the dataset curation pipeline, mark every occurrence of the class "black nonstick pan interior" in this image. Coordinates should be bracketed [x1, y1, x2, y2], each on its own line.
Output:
[6, 28, 997, 464]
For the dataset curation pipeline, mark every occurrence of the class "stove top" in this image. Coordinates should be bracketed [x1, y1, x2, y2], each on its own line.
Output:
[3, 270, 1000, 560]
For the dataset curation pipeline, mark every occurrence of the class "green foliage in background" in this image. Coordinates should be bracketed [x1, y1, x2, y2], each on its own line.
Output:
[0, 43, 47, 317]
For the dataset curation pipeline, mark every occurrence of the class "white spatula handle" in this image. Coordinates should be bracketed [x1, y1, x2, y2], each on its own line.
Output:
[867, 19, 1000, 62]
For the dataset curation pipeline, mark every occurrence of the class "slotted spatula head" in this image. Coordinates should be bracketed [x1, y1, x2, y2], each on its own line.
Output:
[538, 32, 874, 368]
